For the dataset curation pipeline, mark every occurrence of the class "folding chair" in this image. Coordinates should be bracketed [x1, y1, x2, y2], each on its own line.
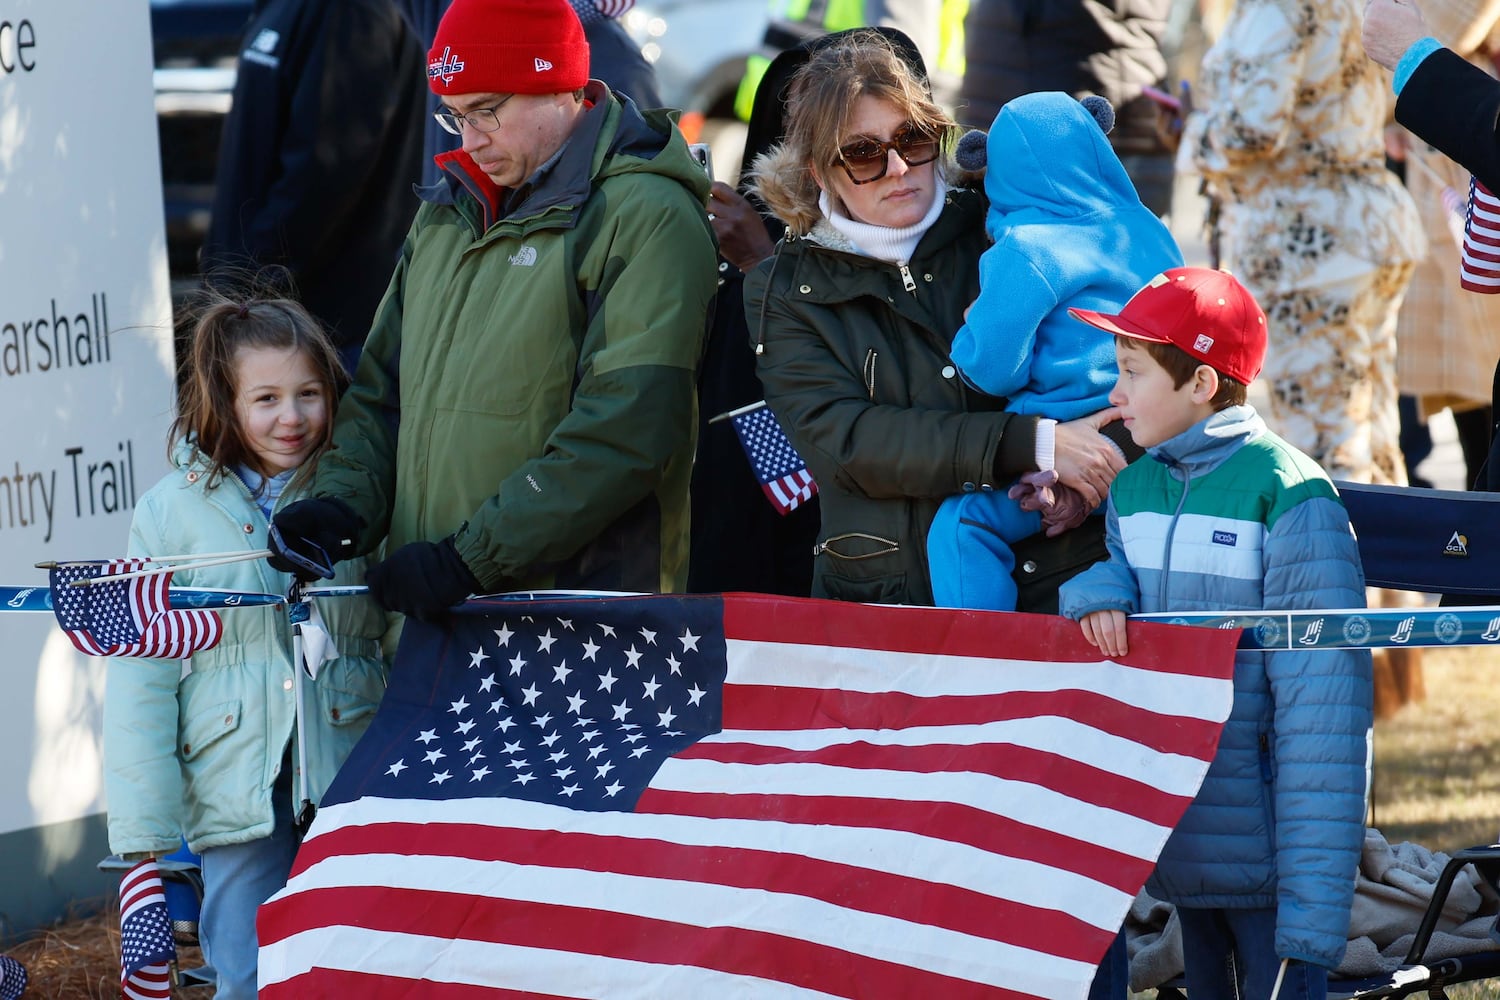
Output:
[1144, 482, 1500, 998]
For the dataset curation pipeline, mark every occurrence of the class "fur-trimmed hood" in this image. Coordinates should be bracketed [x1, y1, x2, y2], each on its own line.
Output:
[747, 143, 982, 238]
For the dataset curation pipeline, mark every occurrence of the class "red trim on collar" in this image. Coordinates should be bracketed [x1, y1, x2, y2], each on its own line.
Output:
[434, 148, 505, 220]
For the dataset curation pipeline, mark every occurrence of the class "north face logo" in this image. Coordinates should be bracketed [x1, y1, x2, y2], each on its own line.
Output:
[509, 246, 538, 267]
[534, 57, 554, 72]
[251, 29, 280, 54]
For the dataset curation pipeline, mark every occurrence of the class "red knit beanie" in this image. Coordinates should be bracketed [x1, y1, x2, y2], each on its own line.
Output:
[428, 0, 590, 96]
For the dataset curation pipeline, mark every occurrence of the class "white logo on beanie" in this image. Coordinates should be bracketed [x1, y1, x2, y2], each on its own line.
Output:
[429, 46, 466, 86]
[534, 57, 554, 72]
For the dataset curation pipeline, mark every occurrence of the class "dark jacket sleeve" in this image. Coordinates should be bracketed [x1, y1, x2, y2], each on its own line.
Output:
[1396, 48, 1500, 194]
[744, 258, 1034, 501]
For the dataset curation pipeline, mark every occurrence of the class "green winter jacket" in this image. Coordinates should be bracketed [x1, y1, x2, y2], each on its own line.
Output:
[746, 171, 1115, 610]
[106, 446, 388, 856]
[313, 83, 717, 594]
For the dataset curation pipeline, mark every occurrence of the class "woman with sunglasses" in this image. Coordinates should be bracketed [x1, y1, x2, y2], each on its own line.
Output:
[742, 29, 1130, 613]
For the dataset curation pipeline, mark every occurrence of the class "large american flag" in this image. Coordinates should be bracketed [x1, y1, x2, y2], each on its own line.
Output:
[259, 594, 1238, 999]
[119, 859, 175, 1000]
[730, 402, 818, 514]
[48, 560, 223, 659]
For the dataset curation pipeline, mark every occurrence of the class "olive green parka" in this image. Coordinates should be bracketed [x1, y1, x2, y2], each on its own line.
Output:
[313, 84, 718, 595]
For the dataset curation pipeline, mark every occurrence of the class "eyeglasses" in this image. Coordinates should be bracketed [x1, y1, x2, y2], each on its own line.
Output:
[835, 123, 941, 184]
[434, 94, 516, 136]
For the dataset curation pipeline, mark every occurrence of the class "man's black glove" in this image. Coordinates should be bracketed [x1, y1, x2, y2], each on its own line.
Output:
[366, 536, 481, 621]
[268, 497, 364, 580]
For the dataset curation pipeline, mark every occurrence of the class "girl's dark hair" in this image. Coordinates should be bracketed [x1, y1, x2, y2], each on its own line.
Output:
[1118, 336, 1249, 409]
[172, 274, 347, 490]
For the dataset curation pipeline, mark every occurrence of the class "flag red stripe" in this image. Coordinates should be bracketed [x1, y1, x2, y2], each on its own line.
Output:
[259, 884, 1045, 999]
[721, 597, 1240, 678]
[720, 683, 1222, 759]
[285, 821, 1113, 963]
[680, 738, 1191, 825]
[261, 968, 569, 999]
[636, 789, 1153, 893]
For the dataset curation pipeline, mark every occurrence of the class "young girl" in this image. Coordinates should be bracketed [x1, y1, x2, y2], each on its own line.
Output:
[103, 289, 388, 1000]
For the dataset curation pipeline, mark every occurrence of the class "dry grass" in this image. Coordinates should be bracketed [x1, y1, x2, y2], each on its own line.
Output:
[1, 898, 205, 999]
[9, 646, 1500, 997]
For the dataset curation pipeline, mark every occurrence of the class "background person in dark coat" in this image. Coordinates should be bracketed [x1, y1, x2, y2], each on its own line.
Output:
[201, 0, 427, 371]
[958, 0, 1176, 215]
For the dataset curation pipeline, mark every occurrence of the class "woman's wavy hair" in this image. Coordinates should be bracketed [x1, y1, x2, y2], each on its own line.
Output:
[751, 29, 958, 215]
[172, 268, 348, 492]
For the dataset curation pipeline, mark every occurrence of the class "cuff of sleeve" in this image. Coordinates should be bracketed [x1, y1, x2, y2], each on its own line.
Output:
[1034, 419, 1057, 472]
[1394, 37, 1443, 95]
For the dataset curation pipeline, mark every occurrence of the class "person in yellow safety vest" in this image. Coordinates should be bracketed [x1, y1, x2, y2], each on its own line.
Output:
[734, 0, 966, 122]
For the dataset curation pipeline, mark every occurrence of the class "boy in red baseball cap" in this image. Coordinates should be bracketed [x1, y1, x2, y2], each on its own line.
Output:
[1059, 266, 1373, 998]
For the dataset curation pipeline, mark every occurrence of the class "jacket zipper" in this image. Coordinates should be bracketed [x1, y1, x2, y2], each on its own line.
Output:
[1158, 463, 1192, 607]
[898, 262, 917, 294]
[863, 349, 878, 399]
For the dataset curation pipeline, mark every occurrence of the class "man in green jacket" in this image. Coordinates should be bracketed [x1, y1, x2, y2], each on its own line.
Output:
[268, 0, 717, 620]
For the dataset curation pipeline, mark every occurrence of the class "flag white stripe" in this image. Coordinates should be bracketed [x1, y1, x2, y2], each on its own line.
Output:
[259, 925, 853, 998]
[301, 795, 1133, 922]
[726, 639, 1231, 720]
[701, 716, 1213, 794]
[769, 479, 796, 509]
[653, 756, 1170, 855]
[276, 852, 1097, 994]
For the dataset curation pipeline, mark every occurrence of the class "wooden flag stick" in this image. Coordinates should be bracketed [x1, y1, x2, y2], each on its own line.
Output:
[70, 550, 273, 587]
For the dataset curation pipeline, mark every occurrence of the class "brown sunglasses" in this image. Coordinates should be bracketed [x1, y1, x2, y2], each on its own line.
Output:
[835, 124, 941, 184]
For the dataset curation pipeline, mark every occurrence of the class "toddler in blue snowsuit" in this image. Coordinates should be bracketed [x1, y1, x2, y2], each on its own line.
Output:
[926, 91, 1183, 610]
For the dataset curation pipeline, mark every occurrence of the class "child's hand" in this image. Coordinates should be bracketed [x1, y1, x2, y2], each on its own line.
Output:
[1080, 609, 1129, 658]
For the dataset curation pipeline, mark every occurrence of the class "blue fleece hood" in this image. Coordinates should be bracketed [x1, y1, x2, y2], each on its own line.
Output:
[982, 91, 1141, 222]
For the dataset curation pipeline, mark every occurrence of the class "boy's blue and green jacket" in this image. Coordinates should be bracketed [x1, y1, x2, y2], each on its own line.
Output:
[1059, 405, 1372, 970]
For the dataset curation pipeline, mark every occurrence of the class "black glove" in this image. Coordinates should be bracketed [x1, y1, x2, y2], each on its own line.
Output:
[268, 497, 364, 580]
[366, 536, 481, 621]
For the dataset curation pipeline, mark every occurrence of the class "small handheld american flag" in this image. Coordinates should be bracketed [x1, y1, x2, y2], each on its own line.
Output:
[727, 402, 817, 515]
[49, 560, 223, 659]
[119, 860, 175, 1000]
[0, 955, 26, 1000]
[1459, 176, 1500, 293]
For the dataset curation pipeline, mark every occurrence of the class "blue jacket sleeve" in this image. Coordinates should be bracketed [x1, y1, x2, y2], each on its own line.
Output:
[1261, 496, 1372, 968]
[1058, 500, 1140, 619]
[949, 247, 1059, 401]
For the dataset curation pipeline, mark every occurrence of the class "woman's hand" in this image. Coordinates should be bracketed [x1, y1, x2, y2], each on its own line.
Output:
[1052, 407, 1126, 508]
[1363, 0, 1430, 71]
[708, 181, 776, 273]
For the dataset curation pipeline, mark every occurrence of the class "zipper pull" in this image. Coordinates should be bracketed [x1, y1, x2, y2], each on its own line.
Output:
[898, 263, 916, 294]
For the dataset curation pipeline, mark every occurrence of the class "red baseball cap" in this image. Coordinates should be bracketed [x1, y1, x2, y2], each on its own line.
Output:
[1069, 267, 1267, 384]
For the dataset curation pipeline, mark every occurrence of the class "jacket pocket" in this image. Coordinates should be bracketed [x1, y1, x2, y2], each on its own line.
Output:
[180, 699, 243, 762]
[820, 568, 909, 604]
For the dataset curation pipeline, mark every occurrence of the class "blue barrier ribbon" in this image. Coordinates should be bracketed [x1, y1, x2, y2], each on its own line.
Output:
[0, 585, 369, 613]
[1134, 606, 1500, 650]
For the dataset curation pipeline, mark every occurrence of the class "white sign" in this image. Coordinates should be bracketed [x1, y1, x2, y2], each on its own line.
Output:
[0, 0, 175, 839]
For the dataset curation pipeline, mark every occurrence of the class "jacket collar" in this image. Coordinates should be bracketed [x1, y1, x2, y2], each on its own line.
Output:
[1147, 404, 1266, 478]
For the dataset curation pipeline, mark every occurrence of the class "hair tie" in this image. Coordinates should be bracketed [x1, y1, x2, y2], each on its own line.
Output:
[237, 304, 251, 320]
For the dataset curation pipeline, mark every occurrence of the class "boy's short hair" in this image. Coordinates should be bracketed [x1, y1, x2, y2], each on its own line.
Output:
[1069, 266, 1267, 386]
[1117, 336, 1249, 409]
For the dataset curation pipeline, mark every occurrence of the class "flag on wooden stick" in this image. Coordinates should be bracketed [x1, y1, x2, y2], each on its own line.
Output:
[49, 560, 223, 658]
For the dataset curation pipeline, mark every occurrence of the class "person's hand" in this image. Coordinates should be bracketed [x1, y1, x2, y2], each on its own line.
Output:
[708, 181, 776, 273]
[268, 497, 363, 580]
[1151, 81, 1191, 154]
[366, 537, 481, 622]
[1363, 0, 1431, 71]
[1008, 469, 1060, 512]
[1052, 408, 1127, 508]
[1080, 609, 1129, 658]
